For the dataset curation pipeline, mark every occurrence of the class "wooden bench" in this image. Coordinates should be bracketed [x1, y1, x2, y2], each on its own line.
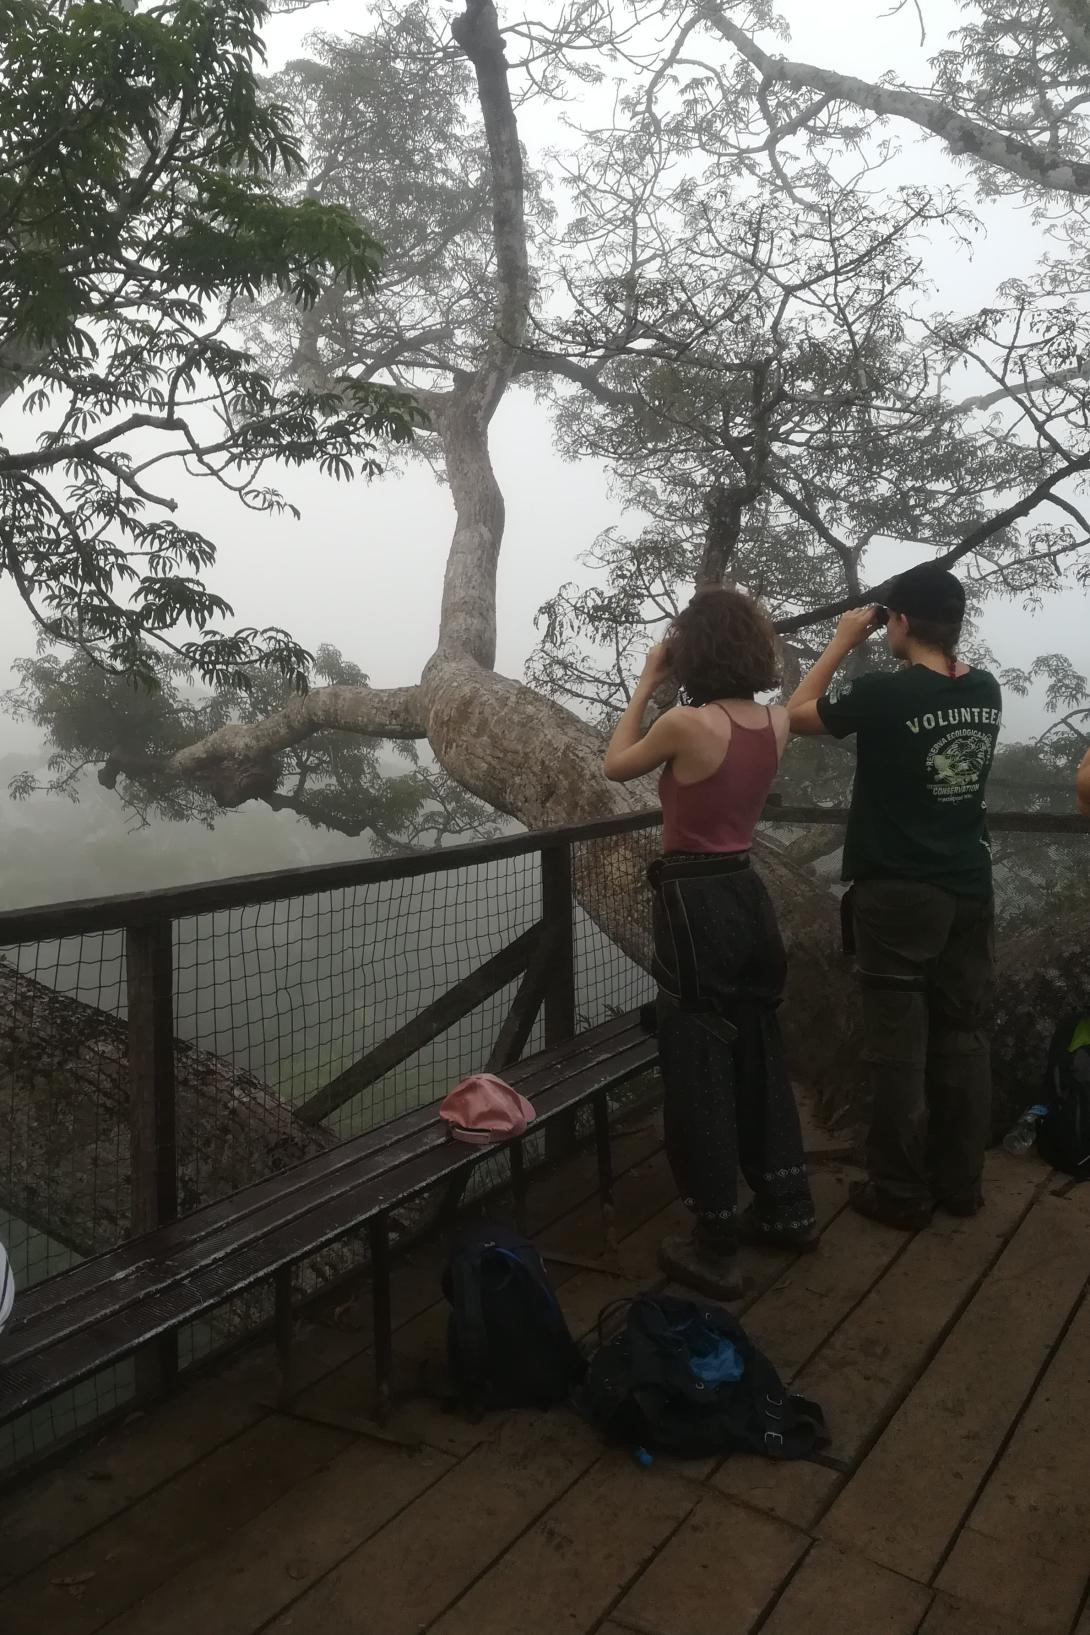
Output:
[0, 1011, 657, 1433]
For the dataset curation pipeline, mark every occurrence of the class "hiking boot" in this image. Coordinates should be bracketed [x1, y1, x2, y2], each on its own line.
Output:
[849, 1180, 933, 1233]
[658, 1234, 744, 1302]
[737, 1204, 819, 1255]
[935, 1192, 984, 1219]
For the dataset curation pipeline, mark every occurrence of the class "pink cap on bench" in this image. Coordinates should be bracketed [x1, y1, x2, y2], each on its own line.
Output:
[439, 1075, 536, 1145]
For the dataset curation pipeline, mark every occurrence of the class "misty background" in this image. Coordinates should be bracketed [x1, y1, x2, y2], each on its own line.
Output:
[0, 0, 1086, 911]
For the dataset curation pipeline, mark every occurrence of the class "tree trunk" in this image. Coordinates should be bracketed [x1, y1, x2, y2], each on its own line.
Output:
[0, 958, 335, 1260]
[418, 652, 862, 1114]
[16, 0, 1085, 1238]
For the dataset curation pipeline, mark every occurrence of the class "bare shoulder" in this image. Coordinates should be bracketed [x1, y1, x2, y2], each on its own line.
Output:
[667, 704, 707, 736]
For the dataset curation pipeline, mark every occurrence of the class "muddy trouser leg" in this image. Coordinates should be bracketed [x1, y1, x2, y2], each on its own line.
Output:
[852, 880, 956, 1206]
[652, 874, 743, 1249]
[733, 1000, 815, 1233]
[730, 876, 815, 1232]
[925, 895, 995, 1208]
[656, 993, 741, 1248]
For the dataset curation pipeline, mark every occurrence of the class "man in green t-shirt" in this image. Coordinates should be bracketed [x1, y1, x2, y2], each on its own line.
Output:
[788, 565, 1001, 1230]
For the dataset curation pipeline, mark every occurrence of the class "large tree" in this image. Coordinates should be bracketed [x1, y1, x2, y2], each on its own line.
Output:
[0, 0, 420, 690]
[6, 0, 1090, 1130]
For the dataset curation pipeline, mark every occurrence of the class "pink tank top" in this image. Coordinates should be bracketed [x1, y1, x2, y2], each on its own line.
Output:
[659, 705, 780, 854]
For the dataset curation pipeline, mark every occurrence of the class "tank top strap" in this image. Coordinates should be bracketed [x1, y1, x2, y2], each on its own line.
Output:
[710, 701, 777, 738]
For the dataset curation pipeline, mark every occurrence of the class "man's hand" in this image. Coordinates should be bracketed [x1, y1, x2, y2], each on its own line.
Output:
[834, 606, 882, 652]
[788, 605, 881, 735]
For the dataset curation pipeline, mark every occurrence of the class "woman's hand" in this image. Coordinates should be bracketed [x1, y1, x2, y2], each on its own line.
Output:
[834, 606, 882, 652]
[640, 642, 671, 687]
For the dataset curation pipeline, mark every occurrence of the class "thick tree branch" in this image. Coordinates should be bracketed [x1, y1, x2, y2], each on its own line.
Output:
[433, 1, 532, 671]
[451, 0, 530, 419]
[704, 9, 1090, 196]
[950, 360, 1090, 416]
[97, 684, 426, 805]
[775, 446, 1090, 634]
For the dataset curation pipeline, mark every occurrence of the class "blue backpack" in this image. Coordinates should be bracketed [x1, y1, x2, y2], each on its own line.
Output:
[579, 1294, 826, 1460]
[442, 1223, 585, 1419]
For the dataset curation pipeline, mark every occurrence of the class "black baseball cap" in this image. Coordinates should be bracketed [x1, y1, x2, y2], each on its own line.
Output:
[877, 564, 966, 622]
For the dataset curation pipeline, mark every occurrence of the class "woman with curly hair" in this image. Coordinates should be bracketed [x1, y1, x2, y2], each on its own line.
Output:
[604, 587, 816, 1299]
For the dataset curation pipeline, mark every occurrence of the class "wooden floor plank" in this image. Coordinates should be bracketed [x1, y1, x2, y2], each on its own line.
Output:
[707, 1167, 889, 1531]
[933, 1531, 1076, 1635]
[796, 1152, 1046, 1464]
[759, 1542, 930, 1635]
[739, 1191, 907, 1385]
[919, 1593, 1032, 1635]
[612, 1491, 807, 1635]
[428, 1455, 696, 1635]
[260, 1412, 603, 1635]
[99, 1437, 453, 1635]
[819, 1192, 1090, 1584]
[537, 1146, 679, 1265]
[710, 1457, 841, 1535]
[0, 1380, 262, 1583]
[1, 1414, 351, 1635]
[934, 1283, 1090, 1634]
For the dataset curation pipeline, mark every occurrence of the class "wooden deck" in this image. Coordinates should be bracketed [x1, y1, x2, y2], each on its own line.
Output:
[2, 1113, 1087, 1635]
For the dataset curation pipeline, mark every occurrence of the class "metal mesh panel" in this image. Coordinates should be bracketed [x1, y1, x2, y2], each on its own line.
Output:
[0, 934, 129, 1288]
[572, 823, 659, 1029]
[2, 798, 1084, 1477]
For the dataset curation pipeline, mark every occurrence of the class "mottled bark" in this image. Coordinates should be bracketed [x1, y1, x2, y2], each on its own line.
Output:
[0, 959, 335, 1258]
[97, 684, 426, 808]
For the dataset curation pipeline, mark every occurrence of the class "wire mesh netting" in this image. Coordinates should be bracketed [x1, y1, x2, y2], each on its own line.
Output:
[0, 821, 663, 1471]
[3, 792, 1084, 1474]
[0, 933, 136, 1471]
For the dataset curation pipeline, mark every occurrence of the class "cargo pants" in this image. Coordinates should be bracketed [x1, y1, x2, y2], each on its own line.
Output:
[851, 878, 995, 1210]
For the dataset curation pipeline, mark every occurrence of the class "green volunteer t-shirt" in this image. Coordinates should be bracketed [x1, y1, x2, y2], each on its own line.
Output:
[816, 665, 1002, 898]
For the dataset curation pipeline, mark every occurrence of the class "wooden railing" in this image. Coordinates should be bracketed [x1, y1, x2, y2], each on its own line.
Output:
[0, 800, 1085, 1259]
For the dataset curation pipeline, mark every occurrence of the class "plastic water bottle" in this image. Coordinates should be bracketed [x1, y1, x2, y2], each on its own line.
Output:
[1002, 1105, 1049, 1157]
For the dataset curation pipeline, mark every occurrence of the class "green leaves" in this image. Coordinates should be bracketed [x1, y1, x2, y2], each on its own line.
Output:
[1, 0, 422, 692]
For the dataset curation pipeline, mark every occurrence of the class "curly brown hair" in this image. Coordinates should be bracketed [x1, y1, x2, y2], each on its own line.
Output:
[664, 587, 780, 703]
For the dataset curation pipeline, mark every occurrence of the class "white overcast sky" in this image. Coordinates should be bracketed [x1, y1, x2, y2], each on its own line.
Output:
[1, 0, 1087, 753]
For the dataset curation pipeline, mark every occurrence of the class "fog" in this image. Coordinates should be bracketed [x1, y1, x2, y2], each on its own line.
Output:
[0, 0, 1087, 910]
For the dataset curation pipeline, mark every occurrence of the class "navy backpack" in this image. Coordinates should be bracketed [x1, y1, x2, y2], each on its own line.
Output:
[442, 1223, 585, 1419]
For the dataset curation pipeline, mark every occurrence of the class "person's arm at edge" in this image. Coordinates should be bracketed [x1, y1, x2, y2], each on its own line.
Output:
[1077, 746, 1090, 818]
[786, 608, 882, 736]
[603, 643, 685, 782]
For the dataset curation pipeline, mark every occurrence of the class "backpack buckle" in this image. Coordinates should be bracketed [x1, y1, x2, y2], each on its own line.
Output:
[764, 1430, 784, 1450]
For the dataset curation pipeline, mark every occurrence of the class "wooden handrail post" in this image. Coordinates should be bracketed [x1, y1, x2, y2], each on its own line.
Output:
[126, 918, 178, 1394]
[541, 841, 577, 1158]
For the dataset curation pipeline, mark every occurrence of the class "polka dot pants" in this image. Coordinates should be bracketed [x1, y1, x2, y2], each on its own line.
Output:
[652, 857, 816, 1247]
